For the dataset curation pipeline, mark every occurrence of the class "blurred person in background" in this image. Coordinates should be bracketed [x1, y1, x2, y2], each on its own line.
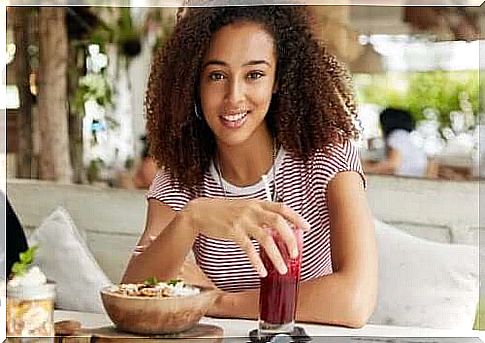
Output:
[133, 135, 158, 189]
[363, 107, 428, 178]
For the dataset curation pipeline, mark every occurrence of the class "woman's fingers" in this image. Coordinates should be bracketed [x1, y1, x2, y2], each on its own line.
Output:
[233, 230, 268, 278]
[256, 202, 306, 259]
[194, 198, 307, 275]
[262, 201, 311, 231]
[262, 212, 299, 259]
[250, 227, 288, 275]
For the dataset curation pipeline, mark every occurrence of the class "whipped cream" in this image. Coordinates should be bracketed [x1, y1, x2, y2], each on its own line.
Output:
[7, 266, 47, 288]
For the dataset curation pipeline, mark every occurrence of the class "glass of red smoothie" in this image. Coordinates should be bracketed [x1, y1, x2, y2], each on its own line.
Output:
[258, 227, 303, 335]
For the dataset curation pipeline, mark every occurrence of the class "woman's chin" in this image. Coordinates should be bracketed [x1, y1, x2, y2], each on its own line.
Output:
[215, 131, 256, 148]
[213, 120, 271, 149]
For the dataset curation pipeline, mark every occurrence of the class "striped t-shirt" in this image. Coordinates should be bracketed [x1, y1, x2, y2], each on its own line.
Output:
[146, 140, 365, 292]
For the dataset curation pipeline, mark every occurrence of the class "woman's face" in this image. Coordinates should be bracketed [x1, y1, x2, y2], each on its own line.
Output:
[199, 21, 277, 148]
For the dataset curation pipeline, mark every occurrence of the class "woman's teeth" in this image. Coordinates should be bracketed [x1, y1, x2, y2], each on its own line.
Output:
[220, 111, 248, 128]
[222, 112, 247, 122]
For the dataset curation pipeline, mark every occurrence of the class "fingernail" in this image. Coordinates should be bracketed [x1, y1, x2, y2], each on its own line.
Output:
[260, 268, 268, 278]
[279, 265, 288, 275]
[291, 247, 299, 259]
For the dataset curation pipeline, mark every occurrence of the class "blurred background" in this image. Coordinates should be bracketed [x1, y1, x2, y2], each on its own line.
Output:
[3, 4, 484, 188]
[3, 3, 484, 331]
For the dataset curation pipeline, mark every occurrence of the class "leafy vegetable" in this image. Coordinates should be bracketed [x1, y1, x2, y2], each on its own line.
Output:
[11, 245, 38, 277]
[143, 277, 183, 286]
[167, 279, 182, 286]
[143, 277, 159, 286]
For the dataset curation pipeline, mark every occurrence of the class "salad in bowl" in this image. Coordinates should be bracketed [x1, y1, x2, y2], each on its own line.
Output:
[100, 278, 220, 335]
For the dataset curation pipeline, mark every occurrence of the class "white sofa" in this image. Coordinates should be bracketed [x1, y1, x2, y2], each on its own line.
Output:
[6, 176, 481, 330]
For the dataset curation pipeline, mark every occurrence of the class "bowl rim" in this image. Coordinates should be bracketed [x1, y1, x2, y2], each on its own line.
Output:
[100, 284, 221, 300]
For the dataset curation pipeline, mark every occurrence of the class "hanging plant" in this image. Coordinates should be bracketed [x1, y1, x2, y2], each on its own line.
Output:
[74, 72, 112, 116]
[117, 8, 141, 58]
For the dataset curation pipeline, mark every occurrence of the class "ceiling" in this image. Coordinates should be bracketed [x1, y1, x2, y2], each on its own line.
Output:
[348, 6, 484, 39]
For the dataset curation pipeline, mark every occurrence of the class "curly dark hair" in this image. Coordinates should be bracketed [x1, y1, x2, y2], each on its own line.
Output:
[145, 5, 360, 190]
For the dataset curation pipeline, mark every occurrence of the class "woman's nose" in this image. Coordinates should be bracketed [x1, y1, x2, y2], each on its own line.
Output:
[225, 78, 245, 105]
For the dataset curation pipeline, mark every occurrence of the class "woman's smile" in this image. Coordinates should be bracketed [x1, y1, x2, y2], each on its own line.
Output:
[220, 110, 250, 128]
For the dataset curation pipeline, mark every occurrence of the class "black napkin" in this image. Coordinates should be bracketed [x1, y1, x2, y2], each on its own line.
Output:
[249, 326, 312, 343]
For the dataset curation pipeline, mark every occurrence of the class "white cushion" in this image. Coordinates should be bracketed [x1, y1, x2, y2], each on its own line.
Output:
[370, 219, 479, 329]
[28, 206, 112, 313]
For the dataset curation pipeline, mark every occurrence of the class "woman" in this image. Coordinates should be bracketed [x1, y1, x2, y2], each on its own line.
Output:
[363, 107, 428, 177]
[123, 6, 377, 328]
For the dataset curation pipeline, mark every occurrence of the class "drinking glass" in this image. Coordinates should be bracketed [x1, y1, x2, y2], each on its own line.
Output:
[258, 227, 303, 335]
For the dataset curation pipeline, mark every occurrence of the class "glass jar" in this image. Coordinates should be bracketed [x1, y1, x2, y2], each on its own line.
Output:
[6, 282, 56, 338]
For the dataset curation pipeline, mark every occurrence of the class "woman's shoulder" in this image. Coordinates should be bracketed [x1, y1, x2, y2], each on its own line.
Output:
[146, 169, 197, 208]
[149, 168, 178, 188]
[312, 139, 360, 163]
[281, 140, 360, 169]
[306, 140, 366, 187]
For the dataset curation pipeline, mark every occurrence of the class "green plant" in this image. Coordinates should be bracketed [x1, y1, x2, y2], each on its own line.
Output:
[11, 245, 38, 277]
[406, 71, 479, 126]
[74, 73, 112, 115]
[116, 8, 141, 58]
[89, 23, 115, 51]
[86, 158, 105, 184]
[355, 70, 479, 128]
[355, 74, 407, 109]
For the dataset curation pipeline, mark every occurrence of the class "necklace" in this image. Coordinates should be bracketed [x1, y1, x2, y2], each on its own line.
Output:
[215, 141, 279, 201]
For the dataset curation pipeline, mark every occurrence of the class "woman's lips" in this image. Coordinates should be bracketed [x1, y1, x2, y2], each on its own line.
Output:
[220, 111, 249, 128]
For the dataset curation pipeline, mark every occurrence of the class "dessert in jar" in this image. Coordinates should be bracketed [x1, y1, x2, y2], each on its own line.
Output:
[7, 266, 56, 338]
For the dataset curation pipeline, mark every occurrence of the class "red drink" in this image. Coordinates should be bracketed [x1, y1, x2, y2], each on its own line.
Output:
[259, 228, 303, 334]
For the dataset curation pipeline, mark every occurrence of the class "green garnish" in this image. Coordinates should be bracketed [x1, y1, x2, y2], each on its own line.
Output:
[167, 279, 182, 286]
[144, 276, 159, 286]
[11, 245, 38, 276]
[143, 277, 182, 286]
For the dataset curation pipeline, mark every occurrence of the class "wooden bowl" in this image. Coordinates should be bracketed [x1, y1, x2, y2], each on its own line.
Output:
[100, 285, 220, 335]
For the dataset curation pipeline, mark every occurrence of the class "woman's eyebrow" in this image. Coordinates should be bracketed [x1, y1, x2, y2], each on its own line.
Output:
[243, 60, 271, 67]
[203, 60, 227, 69]
[203, 59, 271, 69]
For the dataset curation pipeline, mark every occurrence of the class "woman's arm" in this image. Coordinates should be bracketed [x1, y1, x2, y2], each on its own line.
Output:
[208, 171, 378, 328]
[363, 147, 402, 175]
[122, 199, 197, 283]
[123, 197, 310, 284]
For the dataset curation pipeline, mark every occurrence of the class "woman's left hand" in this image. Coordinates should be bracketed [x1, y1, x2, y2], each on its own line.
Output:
[177, 259, 219, 290]
[178, 260, 229, 318]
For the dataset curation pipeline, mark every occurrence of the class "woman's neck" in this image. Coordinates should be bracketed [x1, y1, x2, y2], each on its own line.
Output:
[216, 132, 275, 187]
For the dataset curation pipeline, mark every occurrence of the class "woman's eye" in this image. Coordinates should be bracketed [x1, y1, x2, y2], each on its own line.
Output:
[209, 73, 225, 81]
[247, 72, 264, 80]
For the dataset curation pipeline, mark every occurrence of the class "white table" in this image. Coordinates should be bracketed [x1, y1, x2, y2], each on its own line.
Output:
[55, 310, 484, 341]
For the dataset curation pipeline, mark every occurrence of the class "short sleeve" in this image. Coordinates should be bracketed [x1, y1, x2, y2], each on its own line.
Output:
[146, 169, 194, 211]
[314, 140, 367, 191]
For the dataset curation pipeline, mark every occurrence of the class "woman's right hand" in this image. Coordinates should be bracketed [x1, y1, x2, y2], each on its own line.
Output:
[183, 198, 310, 277]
